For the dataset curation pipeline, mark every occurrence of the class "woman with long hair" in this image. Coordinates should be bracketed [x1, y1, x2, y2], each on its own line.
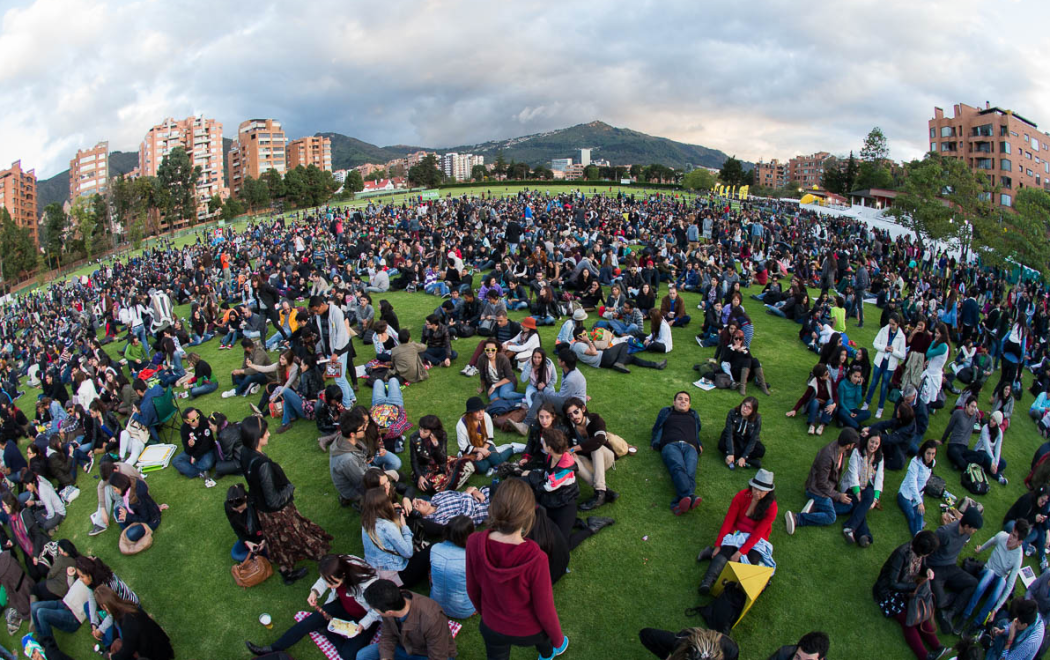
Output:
[873, 531, 944, 660]
[642, 308, 673, 354]
[108, 472, 164, 543]
[456, 397, 513, 476]
[841, 430, 885, 547]
[521, 348, 558, 408]
[477, 339, 523, 403]
[429, 515, 476, 619]
[245, 554, 381, 659]
[696, 470, 778, 593]
[94, 584, 173, 660]
[919, 321, 951, 408]
[466, 478, 568, 660]
[240, 415, 331, 585]
[718, 396, 765, 470]
[360, 487, 431, 588]
[408, 414, 473, 494]
[2, 491, 49, 581]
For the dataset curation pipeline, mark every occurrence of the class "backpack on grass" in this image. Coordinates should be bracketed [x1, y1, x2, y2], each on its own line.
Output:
[962, 463, 989, 495]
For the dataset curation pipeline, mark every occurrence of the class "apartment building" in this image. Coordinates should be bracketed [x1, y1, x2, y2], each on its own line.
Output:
[551, 158, 572, 172]
[286, 136, 332, 171]
[0, 161, 37, 245]
[440, 153, 482, 180]
[753, 158, 788, 189]
[228, 119, 286, 197]
[787, 152, 832, 190]
[69, 141, 109, 201]
[929, 102, 1050, 207]
[138, 116, 225, 222]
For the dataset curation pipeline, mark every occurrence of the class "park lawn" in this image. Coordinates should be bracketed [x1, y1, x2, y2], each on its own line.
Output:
[4, 204, 1035, 659]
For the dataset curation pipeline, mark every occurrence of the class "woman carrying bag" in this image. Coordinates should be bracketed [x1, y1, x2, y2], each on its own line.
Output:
[872, 530, 947, 660]
[240, 415, 332, 585]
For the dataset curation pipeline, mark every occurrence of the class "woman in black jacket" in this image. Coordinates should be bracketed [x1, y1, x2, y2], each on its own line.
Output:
[873, 530, 945, 660]
[240, 415, 331, 585]
[409, 415, 472, 494]
[95, 584, 174, 660]
[718, 397, 765, 470]
[0, 492, 49, 580]
[209, 412, 244, 477]
[109, 473, 163, 543]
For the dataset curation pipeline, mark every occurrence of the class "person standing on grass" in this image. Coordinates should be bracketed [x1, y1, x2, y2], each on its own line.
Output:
[466, 477, 569, 660]
[651, 391, 704, 516]
[308, 294, 356, 408]
[863, 313, 907, 419]
[783, 428, 859, 535]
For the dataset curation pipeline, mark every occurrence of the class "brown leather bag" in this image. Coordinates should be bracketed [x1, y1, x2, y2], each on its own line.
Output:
[232, 552, 273, 588]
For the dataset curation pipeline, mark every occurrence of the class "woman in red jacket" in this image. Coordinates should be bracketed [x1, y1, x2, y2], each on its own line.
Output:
[695, 469, 778, 594]
[466, 477, 569, 660]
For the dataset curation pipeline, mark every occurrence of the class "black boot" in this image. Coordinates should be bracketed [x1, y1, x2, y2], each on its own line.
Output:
[606, 489, 620, 502]
[698, 553, 728, 595]
[695, 546, 715, 563]
[586, 516, 615, 533]
[579, 490, 606, 511]
[246, 641, 274, 656]
[281, 567, 308, 585]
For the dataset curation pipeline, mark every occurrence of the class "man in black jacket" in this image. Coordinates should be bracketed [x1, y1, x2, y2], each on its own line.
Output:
[766, 631, 830, 660]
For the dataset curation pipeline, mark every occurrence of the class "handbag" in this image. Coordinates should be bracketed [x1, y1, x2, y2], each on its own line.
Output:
[325, 360, 343, 379]
[118, 524, 154, 555]
[905, 580, 935, 627]
[231, 551, 273, 588]
[924, 475, 946, 499]
[268, 400, 284, 419]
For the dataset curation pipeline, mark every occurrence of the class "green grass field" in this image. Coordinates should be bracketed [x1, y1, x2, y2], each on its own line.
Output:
[2, 194, 1033, 660]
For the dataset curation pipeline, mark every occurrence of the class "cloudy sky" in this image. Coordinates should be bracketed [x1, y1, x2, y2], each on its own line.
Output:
[2, 0, 1049, 178]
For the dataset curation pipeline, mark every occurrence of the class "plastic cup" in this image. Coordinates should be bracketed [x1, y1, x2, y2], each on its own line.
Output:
[260, 613, 272, 629]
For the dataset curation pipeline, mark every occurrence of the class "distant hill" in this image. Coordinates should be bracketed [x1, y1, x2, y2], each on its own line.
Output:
[441, 121, 743, 170]
[323, 121, 743, 172]
[35, 151, 139, 214]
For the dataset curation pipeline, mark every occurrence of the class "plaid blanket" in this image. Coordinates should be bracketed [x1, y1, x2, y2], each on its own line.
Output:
[293, 611, 462, 659]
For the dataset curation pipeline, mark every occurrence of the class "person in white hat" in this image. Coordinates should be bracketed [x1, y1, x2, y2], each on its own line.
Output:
[970, 410, 1008, 485]
[695, 469, 777, 594]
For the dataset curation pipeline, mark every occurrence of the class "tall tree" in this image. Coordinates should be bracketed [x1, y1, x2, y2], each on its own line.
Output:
[682, 169, 715, 191]
[345, 170, 364, 194]
[156, 146, 201, 231]
[0, 207, 37, 284]
[583, 165, 600, 180]
[718, 156, 746, 187]
[262, 168, 285, 201]
[471, 164, 487, 182]
[221, 196, 245, 222]
[493, 151, 507, 177]
[208, 194, 224, 216]
[860, 127, 890, 164]
[70, 195, 97, 260]
[364, 169, 387, 182]
[242, 176, 271, 213]
[41, 202, 67, 268]
[1000, 187, 1050, 278]
[407, 155, 444, 187]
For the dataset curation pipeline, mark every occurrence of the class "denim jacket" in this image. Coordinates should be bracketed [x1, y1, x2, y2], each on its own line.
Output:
[428, 541, 474, 618]
[651, 406, 702, 452]
[362, 518, 413, 572]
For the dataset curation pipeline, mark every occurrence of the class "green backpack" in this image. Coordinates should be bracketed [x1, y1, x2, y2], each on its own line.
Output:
[962, 463, 990, 495]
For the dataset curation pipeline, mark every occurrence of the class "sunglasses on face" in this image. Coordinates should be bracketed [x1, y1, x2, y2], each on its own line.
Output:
[484, 348, 497, 353]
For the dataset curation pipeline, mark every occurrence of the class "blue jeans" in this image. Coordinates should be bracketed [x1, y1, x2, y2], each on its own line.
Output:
[190, 380, 218, 399]
[220, 329, 241, 347]
[131, 325, 150, 355]
[473, 444, 513, 473]
[233, 372, 268, 396]
[371, 451, 403, 472]
[866, 359, 892, 409]
[265, 331, 288, 350]
[806, 399, 834, 425]
[490, 381, 524, 402]
[797, 490, 837, 527]
[836, 407, 871, 429]
[426, 281, 450, 297]
[332, 352, 355, 407]
[841, 484, 876, 540]
[280, 389, 305, 426]
[660, 441, 698, 508]
[188, 332, 214, 346]
[372, 378, 404, 408]
[31, 601, 81, 638]
[600, 319, 641, 336]
[897, 492, 926, 536]
[232, 539, 250, 563]
[534, 315, 556, 326]
[173, 449, 216, 478]
[962, 567, 1007, 626]
[765, 304, 787, 318]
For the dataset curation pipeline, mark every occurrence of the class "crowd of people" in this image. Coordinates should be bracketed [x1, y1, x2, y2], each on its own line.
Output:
[0, 186, 1047, 659]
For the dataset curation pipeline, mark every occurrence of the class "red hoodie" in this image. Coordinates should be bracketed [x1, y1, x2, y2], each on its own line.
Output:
[466, 529, 563, 645]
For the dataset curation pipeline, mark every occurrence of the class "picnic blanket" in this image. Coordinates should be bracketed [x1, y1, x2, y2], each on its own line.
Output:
[293, 611, 462, 660]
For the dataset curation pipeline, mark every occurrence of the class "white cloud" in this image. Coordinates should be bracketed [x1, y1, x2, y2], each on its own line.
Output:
[2, 0, 1050, 179]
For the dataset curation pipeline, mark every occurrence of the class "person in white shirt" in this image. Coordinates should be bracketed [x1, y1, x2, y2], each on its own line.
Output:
[957, 520, 1028, 637]
[642, 309, 673, 354]
[863, 314, 907, 418]
[22, 471, 66, 532]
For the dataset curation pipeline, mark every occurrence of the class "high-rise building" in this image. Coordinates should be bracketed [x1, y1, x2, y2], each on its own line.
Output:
[286, 136, 332, 172]
[228, 119, 286, 197]
[787, 152, 832, 190]
[69, 141, 109, 202]
[754, 159, 788, 189]
[579, 148, 591, 167]
[929, 102, 1050, 208]
[138, 116, 225, 222]
[0, 161, 38, 246]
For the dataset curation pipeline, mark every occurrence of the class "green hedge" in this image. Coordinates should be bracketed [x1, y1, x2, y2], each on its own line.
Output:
[434, 180, 683, 191]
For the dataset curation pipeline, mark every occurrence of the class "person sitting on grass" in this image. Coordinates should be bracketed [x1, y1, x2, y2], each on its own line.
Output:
[476, 339, 524, 404]
[456, 397, 513, 477]
[766, 631, 830, 660]
[638, 626, 740, 660]
[403, 486, 490, 535]
[784, 428, 859, 536]
[954, 519, 1028, 639]
[360, 487, 431, 589]
[563, 397, 621, 511]
[570, 325, 667, 374]
[696, 469, 778, 594]
[108, 472, 165, 545]
[785, 363, 836, 436]
[509, 350, 588, 437]
[929, 507, 984, 637]
[1003, 486, 1050, 573]
[357, 578, 458, 660]
[718, 396, 765, 470]
[839, 429, 885, 548]
[983, 597, 1045, 660]
[172, 408, 217, 488]
[897, 440, 938, 538]
[651, 391, 704, 516]
[426, 515, 476, 619]
[522, 428, 579, 540]
[836, 366, 871, 429]
[872, 530, 947, 660]
[221, 338, 272, 399]
[971, 410, 1009, 486]
[521, 348, 558, 408]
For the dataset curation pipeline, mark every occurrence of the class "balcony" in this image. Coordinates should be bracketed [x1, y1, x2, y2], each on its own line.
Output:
[971, 141, 992, 153]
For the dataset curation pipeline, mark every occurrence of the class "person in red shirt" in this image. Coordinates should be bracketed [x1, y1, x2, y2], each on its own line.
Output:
[466, 477, 568, 660]
[696, 469, 778, 594]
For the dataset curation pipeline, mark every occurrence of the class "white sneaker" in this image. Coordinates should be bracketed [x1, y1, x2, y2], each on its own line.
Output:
[861, 402, 869, 411]
[221, 389, 236, 399]
[249, 383, 261, 395]
[875, 407, 883, 419]
[64, 487, 80, 503]
[204, 477, 217, 488]
[801, 499, 815, 514]
[460, 365, 471, 375]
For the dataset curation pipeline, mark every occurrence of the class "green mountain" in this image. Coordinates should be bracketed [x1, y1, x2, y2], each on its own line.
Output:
[35, 151, 139, 214]
[440, 121, 742, 170]
[319, 133, 425, 171]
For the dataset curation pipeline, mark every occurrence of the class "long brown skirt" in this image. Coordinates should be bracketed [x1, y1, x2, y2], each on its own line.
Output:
[258, 502, 332, 569]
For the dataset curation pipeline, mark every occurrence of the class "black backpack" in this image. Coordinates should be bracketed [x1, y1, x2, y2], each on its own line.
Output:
[693, 581, 746, 635]
[924, 474, 946, 499]
[962, 463, 990, 495]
